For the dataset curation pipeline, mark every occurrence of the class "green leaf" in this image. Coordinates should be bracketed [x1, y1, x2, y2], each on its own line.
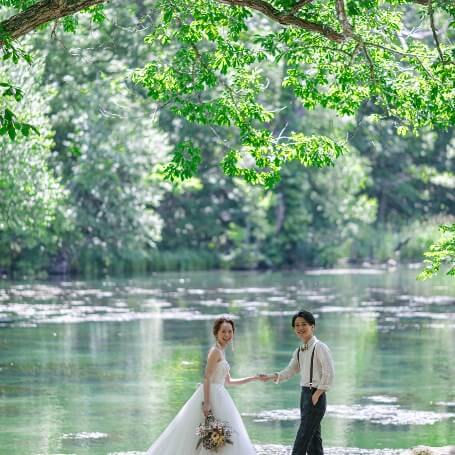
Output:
[7, 125, 16, 140]
[62, 16, 79, 33]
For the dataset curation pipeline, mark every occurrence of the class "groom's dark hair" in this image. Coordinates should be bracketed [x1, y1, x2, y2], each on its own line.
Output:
[292, 310, 316, 327]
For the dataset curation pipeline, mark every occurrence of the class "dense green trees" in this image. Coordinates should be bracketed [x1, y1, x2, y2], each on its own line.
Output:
[0, 60, 67, 273]
[0, 0, 454, 276]
[2, 3, 170, 274]
[43, 4, 170, 274]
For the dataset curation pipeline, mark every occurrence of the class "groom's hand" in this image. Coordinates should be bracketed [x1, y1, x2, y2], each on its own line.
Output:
[312, 390, 323, 406]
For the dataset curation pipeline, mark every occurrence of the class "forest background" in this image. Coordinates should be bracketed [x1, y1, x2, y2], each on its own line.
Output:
[1, 0, 454, 278]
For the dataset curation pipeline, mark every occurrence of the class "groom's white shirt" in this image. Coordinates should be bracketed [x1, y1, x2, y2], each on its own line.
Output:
[274, 336, 334, 390]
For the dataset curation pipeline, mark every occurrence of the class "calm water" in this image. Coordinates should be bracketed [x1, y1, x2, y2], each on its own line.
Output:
[0, 268, 454, 455]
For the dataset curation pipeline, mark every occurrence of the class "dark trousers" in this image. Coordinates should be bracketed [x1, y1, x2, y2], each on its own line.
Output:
[291, 387, 327, 455]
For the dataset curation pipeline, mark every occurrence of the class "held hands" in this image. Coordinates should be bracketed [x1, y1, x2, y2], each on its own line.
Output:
[256, 373, 277, 382]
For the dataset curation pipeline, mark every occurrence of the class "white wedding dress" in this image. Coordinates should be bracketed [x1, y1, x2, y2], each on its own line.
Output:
[146, 354, 256, 454]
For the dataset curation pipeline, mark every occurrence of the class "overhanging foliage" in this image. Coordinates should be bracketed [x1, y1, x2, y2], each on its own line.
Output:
[1, 0, 454, 184]
[1, 0, 454, 277]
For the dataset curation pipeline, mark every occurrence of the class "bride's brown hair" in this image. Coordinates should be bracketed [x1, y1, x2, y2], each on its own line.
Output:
[213, 315, 235, 336]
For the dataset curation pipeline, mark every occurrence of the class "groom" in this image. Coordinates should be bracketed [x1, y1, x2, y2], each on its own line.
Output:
[262, 310, 334, 455]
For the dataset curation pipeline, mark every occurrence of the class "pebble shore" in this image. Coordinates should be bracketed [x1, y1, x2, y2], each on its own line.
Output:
[108, 445, 455, 455]
[254, 445, 455, 455]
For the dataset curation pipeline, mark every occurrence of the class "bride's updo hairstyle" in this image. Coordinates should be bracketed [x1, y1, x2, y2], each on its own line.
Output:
[213, 315, 235, 337]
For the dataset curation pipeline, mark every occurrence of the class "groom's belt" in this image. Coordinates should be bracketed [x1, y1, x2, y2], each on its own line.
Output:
[301, 385, 320, 390]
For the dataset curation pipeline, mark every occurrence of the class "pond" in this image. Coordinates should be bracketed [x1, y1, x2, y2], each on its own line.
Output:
[0, 267, 454, 454]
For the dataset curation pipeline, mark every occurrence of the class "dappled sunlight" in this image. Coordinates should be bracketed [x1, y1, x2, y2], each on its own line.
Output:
[62, 432, 108, 439]
[244, 404, 455, 426]
[366, 396, 399, 404]
[305, 269, 385, 276]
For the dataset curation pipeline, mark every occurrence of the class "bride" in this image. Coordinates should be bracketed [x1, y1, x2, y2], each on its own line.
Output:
[146, 315, 262, 454]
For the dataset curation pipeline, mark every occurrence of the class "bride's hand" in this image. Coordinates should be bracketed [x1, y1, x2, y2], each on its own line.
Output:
[257, 373, 272, 382]
[202, 401, 212, 417]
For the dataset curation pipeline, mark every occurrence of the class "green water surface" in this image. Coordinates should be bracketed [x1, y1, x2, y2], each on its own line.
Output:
[0, 268, 454, 454]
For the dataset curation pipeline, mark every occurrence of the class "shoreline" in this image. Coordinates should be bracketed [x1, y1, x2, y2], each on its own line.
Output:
[0, 259, 425, 281]
[254, 446, 455, 455]
[106, 449, 455, 455]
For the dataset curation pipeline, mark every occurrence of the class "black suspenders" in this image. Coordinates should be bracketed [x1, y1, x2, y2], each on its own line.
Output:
[297, 342, 318, 390]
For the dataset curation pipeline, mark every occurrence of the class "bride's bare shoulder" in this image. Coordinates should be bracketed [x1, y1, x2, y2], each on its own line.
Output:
[207, 346, 222, 362]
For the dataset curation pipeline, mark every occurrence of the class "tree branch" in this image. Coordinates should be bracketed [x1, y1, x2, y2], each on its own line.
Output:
[1, 0, 429, 51]
[216, 0, 345, 43]
[428, 0, 445, 65]
[362, 44, 376, 82]
[363, 40, 433, 78]
[0, 0, 108, 47]
[335, 0, 353, 38]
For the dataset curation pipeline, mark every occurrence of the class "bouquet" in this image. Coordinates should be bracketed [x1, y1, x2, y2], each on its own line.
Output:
[196, 410, 233, 452]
